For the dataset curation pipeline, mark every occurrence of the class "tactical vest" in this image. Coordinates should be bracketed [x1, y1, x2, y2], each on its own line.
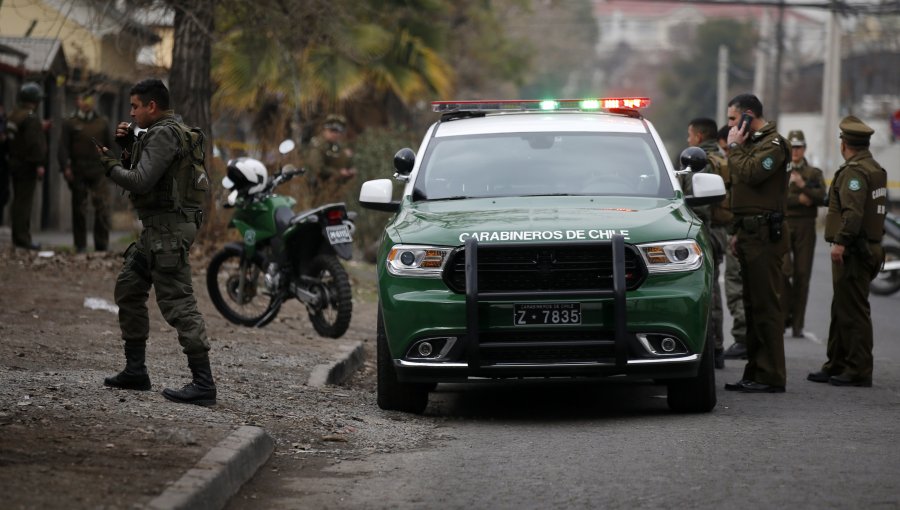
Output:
[129, 118, 210, 215]
[7, 106, 47, 165]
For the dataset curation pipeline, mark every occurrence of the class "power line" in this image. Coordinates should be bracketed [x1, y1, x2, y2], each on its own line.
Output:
[624, 0, 900, 15]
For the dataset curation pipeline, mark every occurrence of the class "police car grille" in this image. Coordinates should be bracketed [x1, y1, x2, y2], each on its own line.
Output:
[478, 331, 616, 364]
[444, 245, 646, 293]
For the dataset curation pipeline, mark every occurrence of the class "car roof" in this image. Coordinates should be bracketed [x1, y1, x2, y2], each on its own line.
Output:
[434, 112, 649, 137]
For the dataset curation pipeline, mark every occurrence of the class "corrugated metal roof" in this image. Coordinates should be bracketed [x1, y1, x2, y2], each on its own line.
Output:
[0, 37, 67, 73]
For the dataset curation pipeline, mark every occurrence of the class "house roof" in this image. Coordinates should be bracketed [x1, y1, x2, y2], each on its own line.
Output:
[0, 37, 67, 74]
[594, 0, 821, 24]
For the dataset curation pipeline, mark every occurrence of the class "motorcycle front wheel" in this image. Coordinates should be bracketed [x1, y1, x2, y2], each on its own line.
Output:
[207, 246, 279, 327]
[305, 254, 353, 338]
[871, 244, 900, 296]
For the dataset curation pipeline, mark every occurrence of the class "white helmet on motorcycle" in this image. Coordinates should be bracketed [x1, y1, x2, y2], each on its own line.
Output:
[223, 157, 267, 195]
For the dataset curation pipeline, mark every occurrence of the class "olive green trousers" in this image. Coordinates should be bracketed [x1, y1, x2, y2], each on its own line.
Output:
[115, 220, 209, 356]
[823, 244, 883, 380]
[736, 225, 788, 387]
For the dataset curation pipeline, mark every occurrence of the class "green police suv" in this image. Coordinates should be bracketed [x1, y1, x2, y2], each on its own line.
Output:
[359, 98, 725, 414]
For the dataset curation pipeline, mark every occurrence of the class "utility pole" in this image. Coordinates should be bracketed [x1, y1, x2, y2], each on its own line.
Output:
[821, 0, 842, 175]
[770, 0, 786, 123]
[753, 9, 770, 103]
[717, 45, 729, 127]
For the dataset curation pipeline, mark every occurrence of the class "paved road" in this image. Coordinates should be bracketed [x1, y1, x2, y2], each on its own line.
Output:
[232, 238, 900, 509]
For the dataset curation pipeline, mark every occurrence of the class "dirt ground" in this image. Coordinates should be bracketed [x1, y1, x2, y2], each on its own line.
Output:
[0, 244, 438, 509]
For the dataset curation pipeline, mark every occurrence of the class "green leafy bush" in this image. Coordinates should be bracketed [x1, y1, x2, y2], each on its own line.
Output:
[343, 126, 420, 261]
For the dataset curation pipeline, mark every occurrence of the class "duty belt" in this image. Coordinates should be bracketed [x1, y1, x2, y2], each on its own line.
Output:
[731, 214, 772, 234]
[140, 210, 203, 227]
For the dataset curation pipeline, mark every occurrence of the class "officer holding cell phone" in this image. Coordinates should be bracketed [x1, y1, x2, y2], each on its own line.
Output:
[723, 93, 791, 394]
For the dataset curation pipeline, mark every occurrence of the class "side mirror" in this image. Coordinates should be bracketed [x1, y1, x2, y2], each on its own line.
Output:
[393, 148, 416, 182]
[278, 139, 296, 155]
[679, 146, 708, 173]
[685, 173, 726, 207]
[359, 179, 400, 212]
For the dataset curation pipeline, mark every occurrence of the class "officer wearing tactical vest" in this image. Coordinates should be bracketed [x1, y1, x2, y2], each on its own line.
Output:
[7, 82, 49, 250]
[59, 91, 113, 253]
[808, 116, 886, 388]
[781, 130, 826, 338]
[723, 93, 790, 393]
[680, 117, 731, 369]
[99, 78, 215, 406]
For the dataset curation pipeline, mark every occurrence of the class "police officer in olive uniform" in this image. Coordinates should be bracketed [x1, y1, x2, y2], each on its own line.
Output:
[680, 117, 731, 369]
[7, 82, 48, 250]
[59, 92, 113, 252]
[306, 114, 356, 202]
[723, 93, 790, 393]
[808, 116, 886, 387]
[99, 79, 216, 406]
[781, 130, 826, 338]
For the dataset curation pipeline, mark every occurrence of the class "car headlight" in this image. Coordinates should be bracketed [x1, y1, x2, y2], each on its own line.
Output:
[386, 245, 453, 277]
[637, 240, 703, 273]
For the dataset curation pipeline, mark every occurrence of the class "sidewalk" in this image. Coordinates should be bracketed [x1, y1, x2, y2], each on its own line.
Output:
[0, 225, 133, 252]
[0, 227, 372, 509]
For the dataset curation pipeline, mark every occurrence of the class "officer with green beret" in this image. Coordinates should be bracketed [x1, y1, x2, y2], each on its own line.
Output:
[306, 114, 357, 202]
[781, 130, 826, 338]
[723, 93, 790, 393]
[58, 92, 113, 253]
[7, 82, 49, 250]
[99, 78, 216, 406]
[808, 116, 886, 387]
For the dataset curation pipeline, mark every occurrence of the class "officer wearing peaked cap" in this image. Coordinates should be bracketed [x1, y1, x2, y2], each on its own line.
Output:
[808, 116, 885, 388]
[307, 114, 357, 202]
[781, 129, 826, 339]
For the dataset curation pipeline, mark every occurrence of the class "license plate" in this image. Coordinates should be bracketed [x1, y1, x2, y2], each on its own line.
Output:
[514, 303, 581, 325]
[325, 224, 353, 245]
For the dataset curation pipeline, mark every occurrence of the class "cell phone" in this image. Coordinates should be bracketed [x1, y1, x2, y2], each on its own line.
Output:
[90, 137, 105, 150]
[738, 113, 753, 133]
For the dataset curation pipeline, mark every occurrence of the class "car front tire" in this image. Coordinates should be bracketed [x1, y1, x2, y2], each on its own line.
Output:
[666, 332, 717, 413]
[376, 306, 429, 414]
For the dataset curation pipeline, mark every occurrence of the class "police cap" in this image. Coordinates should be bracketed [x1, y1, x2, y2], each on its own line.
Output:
[324, 114, 346, 133]
[787, 130, 806, 147]
[839, 115, 874, 146]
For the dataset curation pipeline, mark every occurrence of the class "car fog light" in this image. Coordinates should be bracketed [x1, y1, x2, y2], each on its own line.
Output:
[418, 342, 433, 357]
[660, 337, 677, 352]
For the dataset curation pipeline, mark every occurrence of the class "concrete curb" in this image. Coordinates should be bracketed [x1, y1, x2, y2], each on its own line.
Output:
[146, 425, 274, 510]
[307, 340, 366, 387]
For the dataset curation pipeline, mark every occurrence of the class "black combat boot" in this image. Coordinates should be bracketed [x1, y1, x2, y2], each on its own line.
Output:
[104, 345, 152, 390]
[162, 355, 217, 406]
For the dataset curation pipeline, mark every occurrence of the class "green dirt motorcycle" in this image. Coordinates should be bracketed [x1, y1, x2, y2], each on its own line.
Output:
[206, 141, 354, 337]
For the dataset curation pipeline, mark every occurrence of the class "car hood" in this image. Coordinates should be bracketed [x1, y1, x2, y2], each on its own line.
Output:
[391, 196, 695, 246]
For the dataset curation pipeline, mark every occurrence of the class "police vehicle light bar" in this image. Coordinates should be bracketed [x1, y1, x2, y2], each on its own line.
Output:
[431, 98, 650, 113]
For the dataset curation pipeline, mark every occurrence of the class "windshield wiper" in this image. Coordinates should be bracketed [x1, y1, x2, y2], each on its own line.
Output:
[425, 195, 471, 201]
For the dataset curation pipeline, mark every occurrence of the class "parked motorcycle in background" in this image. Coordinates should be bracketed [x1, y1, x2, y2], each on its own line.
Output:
[206, 140, 355, 337]
[871, 212, 900, 296]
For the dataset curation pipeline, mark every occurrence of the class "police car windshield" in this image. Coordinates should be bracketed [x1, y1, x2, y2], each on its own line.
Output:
[414, 132, 673, 200]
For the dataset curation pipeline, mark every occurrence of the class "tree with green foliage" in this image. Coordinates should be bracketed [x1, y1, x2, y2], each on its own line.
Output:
[654, 19, 757, 156]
